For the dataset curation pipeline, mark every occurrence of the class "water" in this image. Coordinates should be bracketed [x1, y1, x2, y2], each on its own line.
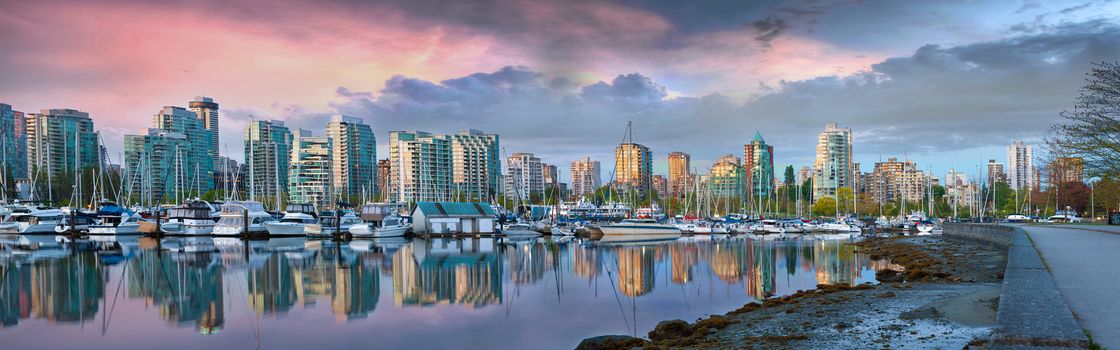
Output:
[0, 234, 892, 349]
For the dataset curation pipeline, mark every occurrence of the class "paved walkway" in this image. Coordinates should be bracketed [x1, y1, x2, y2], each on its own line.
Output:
[1020, 225, 1120, 349]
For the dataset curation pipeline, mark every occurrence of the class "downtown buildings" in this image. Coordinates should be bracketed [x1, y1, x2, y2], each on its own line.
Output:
[504, 152, 544, 202]
[26, 108, 100, 182]
[387, 129, 500, 203]
[188, 97, 220, 168]
[0, 104, 28, 182]
[667, 152, 690, 196]
[570, 157, 601, 198]
[244, 119, 294, 204]
[812, 123, 853, 200]
[708, 154, 744, 197]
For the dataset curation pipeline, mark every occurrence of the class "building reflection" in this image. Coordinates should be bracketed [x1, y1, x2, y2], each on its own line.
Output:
[571, 244, 601, 280]
[615, 245, 657, 297]
[0, 252, 104, 327]
[392, 238, 502, 308]
[668, 243, 697, 285]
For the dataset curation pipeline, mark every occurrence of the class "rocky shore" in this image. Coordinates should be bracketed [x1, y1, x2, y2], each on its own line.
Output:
[576, 235, 1008, 349]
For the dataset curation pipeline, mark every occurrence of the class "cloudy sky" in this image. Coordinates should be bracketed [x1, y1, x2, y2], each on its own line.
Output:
[2, 0, 1118, 182]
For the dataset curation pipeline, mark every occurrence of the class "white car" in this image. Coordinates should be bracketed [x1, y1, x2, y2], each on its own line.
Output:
[1046, 214, 1082, 223]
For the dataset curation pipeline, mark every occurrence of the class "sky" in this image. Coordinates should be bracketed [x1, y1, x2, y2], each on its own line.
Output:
[2, 0, 1118, 183]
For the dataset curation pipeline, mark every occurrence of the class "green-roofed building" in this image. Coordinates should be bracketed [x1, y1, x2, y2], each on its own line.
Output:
[744, 130, 774, 197]
[411, 202, 497, 235]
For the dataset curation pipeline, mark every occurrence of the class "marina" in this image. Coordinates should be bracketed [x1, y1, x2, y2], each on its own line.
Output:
[0, 234, 891, 349]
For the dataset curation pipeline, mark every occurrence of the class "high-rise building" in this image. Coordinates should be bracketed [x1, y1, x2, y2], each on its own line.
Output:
[289, 130, 334, 209]
[244, 119, 293, 204]
[377, 158, 390, 200]
[812, 123, 852, 200]
[213, 156, 242, 195]
[743, 131, 774, 197]
[986, 159, 1006, 185]
[651, 175, 668, 195]
[449, 129, 500, 201]
[326, 115, 376, 199]
[571, 157, 601, 198]
[850, 163, 861, 194]
[1007, 141, 1034, 190]
[153, 106, 215, 194]
[388, 131, 452, 203]
[0, 104, 28, 180]
[1048, 157, 1084, 186]
[708, 154, 744, 198]
[868, 157, 922, 203]
[123, 129, 190, 202]
[944, 169, 977, 210]
[188, 96, 219, 168]
[667, 152, 690, 196]
[25, 108, 99, 181]
[504, 152, 543, 202]
[614, 143, 652, 194]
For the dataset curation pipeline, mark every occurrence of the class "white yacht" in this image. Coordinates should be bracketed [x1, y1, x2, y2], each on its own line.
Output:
[213, 201, 274, 236]
[313, 210, 362, 236]
[350, 214, 409, 238]
[816, 221, 852, 232]
[264, 203, 317, 237]
[599, 218, 682, 241]
[160, 200, 217, 235]
[501, 222, 543, 237]
[752, 219, 786, 234]
[0, 207, 65, 234]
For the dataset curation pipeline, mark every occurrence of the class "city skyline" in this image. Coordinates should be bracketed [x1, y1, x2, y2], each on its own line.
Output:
[3, 1, 1118, 177]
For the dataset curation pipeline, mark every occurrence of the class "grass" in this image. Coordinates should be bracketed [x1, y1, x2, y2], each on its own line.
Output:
[1024, 232, 1051, 270]
[1086, 331, 1107, 350]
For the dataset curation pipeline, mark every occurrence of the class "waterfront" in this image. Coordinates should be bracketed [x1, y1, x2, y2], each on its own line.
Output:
[0, 235, 890, 349]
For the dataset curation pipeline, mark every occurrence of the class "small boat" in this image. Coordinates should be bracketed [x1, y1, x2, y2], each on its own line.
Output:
[313, 210, 362, 236]
[161, 200, 217, 235]
[598, 219, 682, 241]
[916, 220, 936, 234]
[752, 219, 787, 235]
[350, 214, 409, 238]
[88, 203, 141, 235]
[502, 222, 543, 237]
[213, 201, 274, 236]
[816, 222, 851, 232]
[264, 203, 317, 237]
[550, 226, 574, 236]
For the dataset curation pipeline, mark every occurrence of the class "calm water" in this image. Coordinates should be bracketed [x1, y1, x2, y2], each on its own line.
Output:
[0, 234, 891, 349]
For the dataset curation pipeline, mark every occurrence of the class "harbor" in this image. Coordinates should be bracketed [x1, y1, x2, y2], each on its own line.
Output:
[1, 233, 888, 349]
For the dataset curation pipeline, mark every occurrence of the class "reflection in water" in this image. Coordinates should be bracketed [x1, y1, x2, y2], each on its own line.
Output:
[0, 235, 893, 349]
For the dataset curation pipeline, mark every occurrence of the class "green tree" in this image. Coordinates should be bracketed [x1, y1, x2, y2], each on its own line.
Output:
[812, 197, 837, 217]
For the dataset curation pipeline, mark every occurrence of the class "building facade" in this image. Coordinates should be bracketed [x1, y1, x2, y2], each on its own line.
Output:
[812, 123, 852, 200]
[743, 131, 774, 197]
[708, 154, 744, 198]
[944, 169, 977, 210]
[26, 108, 99, 182]
[571, 157, 601, 198]
[1007, 141, 1034, 190]
[326, 115, 377, 200]
[289, 130, 334, 209]
[614, 143, 652, 194]
[449, 129, 500, 201]
[0, 104, 28, 181]
[388, 131, 452, 203]
[188, 96, 219, 169]
[1048, 157, 1084, 186]
[123, 129, 189, 203]
[504, 152, 544, 202]
[667, 152, 690, 197]
[651, 175, 668, 196]
[153, 106, 215, 194]
[244, 119, 294, 204]
[377, 158, 391, 200]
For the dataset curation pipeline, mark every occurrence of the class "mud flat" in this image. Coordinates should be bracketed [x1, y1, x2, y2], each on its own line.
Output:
[576, 236, 1007, 350]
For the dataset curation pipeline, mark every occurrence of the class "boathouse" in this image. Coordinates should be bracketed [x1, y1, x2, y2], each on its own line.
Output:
[411, 202, 498, 235]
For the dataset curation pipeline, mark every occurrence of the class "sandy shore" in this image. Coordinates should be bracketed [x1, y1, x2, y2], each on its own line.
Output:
[577, 235, 1008, 349]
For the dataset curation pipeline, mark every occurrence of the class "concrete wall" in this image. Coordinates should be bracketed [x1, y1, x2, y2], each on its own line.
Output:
[943, 224, 1089, 349]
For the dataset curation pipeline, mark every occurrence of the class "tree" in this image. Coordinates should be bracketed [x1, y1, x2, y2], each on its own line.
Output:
[812, 197, 837, 217]
[1050, 62, 1120, 179]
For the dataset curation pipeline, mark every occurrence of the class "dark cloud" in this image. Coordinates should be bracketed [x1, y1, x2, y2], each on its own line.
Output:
[750, 16, 787, 47]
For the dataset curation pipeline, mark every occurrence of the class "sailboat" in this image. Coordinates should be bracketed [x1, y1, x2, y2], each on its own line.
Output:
[599, 122, 681, 242]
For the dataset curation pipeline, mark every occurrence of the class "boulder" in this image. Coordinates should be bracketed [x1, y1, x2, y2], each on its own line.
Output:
[575, 335, 650, 350]
[648, 319, 693, 341]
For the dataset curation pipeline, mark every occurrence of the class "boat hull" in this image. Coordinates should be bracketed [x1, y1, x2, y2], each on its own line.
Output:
[89, 224, 141, 235]
[599, 225, 681, 236]
[264, 222, 308, 236]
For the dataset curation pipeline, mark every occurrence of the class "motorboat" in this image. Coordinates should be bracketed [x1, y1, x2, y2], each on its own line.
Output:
[350, 214, 410, 238]
[264, 203, 317, 237]
[0, 207, 65, 234]
[816, 221, 852, 232]
[88, 203, 141, 235]
[313, 210, 362, 236]
[550, 225, 574, 236]
[501, 221, 543, 237]
[599, 218, 682, 238]
[213, 201, 274, 236]
[752, 219, 786, 235]
[916, 220, 936, 234]
[161, 200, 217, 235]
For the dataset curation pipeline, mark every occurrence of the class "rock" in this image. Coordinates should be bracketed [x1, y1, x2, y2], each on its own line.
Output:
[648, 319, 693, 341]
[876, 269, 905, 283]
[899, 306, 940, 320]
[575, 335, 650, 350]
